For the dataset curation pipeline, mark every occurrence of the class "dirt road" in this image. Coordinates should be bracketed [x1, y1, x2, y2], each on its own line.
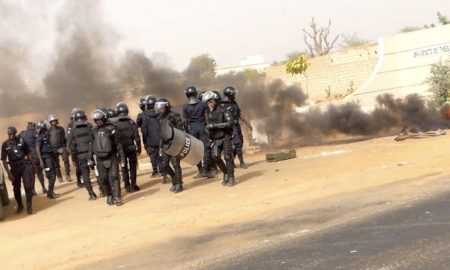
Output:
[1, 133, 450, 269]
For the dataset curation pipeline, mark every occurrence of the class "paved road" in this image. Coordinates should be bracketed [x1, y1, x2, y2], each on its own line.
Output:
[206, 191, 450, 270]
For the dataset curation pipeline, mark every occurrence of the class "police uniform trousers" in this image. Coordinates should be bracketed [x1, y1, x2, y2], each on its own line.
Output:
[161, 153, 182, 186]
[53, 147, 70, 178]
[10, 160, 33, 207]
[145, 145, 163, 173]
[96, 155, 120, 199]
[42, 154, 57, 194]
[212, 135, 234, 176]
[189, 126, 211, 173]
[121, 146, 138, 188]
[31, 154, 46, 191]
[75, 153, 94, 191]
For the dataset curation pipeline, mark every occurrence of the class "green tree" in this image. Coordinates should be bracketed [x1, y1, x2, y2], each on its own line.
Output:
[184, 54, 216, 85]
[427, 59, 450, 107]
[285, 54, 309, 75]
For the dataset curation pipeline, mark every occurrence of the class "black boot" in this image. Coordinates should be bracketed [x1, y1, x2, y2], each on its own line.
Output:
[239, 162, 248, 169]
[99, 186, 106, 197]
[226, 175, 236, 186]
[26, 200, 35, 215]
[173, 184, 183, 193]
[15, 204, 24, 214]
[125, 184, 131, 193]
[86, 185, 97, 200]
[32, 190, 37, 196]
[107, 196, 114, 205]
[130, 183, 140, 192]
[42, 187, 48, 194]
[151, 170, 159, 178]
[77, 180, 84, 188]
[222, 174, 229, 186]
[89, 192, 97, 201]
[162, 174, 170, 184]
[115, 196, 123, 206]
[47, 191, 60, 199]
[66, 174, 72, 182]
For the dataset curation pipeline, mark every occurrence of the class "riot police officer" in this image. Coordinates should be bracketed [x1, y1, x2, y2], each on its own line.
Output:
[20, 122, 47, 195]
[221, 86, 253, 169]
[36, 121, 60, 199]
[182, 86, 212, 178]
[141, 95, 163, 178]
[67, 108, 84, 188]
[68, 110, 97, 200]
[115, 102, 142, 192]
[89, 110, 125, 206]
[155, 98, 184, 192]
[1, 127, 37, 214]
[202, 91, 236, 186]
[48, 114, 71, 182]
[136, 97, 146, 128]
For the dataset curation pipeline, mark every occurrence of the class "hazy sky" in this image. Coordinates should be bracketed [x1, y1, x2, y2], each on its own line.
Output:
[102, 0, 450, 70]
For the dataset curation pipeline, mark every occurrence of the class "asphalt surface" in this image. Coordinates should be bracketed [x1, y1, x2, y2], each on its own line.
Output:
[205, 191, 450, 270]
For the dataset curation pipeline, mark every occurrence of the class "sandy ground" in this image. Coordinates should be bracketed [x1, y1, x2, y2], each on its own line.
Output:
[1, 133, 450, 270]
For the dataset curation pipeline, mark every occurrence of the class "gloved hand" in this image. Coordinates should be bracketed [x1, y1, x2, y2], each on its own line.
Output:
[87, 160, 94, 167]
[206, 124, 214, 129]
[120, 162, 126, 168]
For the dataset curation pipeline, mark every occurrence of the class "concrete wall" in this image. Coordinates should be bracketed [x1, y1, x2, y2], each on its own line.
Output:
[266, 45, 379, 101]
[266, 25, 450, 107]
[347, 25, 450, 107]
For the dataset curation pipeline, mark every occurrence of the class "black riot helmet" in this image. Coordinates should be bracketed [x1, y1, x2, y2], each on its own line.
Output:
[92, 109, 107, 126]
[144, 95, 157, 110]
[7, 126, 17, 136]
[185, 86, 198, 98]
[155, 97, 171, 112]
[212, 90, 222, 102]
[73, 110, 88, 122]
[138, 97, 145, 111]
[116, 102, 129, 116]
[201, 91, 221, 103]
[36, 121, 47, 133]
[70, 107, 82, 121]
[223, 86, 237, 101]
[106, 108, 117, 119]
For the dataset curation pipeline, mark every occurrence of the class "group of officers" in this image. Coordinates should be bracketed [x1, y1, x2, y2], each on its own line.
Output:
[1, 86, 252, 215]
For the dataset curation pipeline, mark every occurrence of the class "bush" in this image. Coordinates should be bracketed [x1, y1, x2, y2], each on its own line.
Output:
[428, 59, 450, 107]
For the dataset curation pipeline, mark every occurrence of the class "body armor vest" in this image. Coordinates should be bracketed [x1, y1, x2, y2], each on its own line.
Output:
[114, 119, 135, 146]
[93, 125, 115, 158]
[72, 125, 91, 153]
[49, 126, 66, 147]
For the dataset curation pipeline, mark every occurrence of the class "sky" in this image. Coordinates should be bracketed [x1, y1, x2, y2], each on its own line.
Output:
[101, 0, 450, 70]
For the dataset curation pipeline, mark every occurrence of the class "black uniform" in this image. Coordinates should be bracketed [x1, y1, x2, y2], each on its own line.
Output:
[114, 116, 142, 192]
[20, 128, 46, 193]
[160, 111, 184, 188]
[67, 121, 82, 186]
[182, 100, 211, 175]
[68, 122, 97, 199]
[207, 105, 235, 185]
[48, 125, 70, 181]
[141, 109, 162, 175]
[89, 123, 125, 205]
[221, 100, 245, 165]
[1, 137, 34, 211]
[36, 131, 58, 197]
